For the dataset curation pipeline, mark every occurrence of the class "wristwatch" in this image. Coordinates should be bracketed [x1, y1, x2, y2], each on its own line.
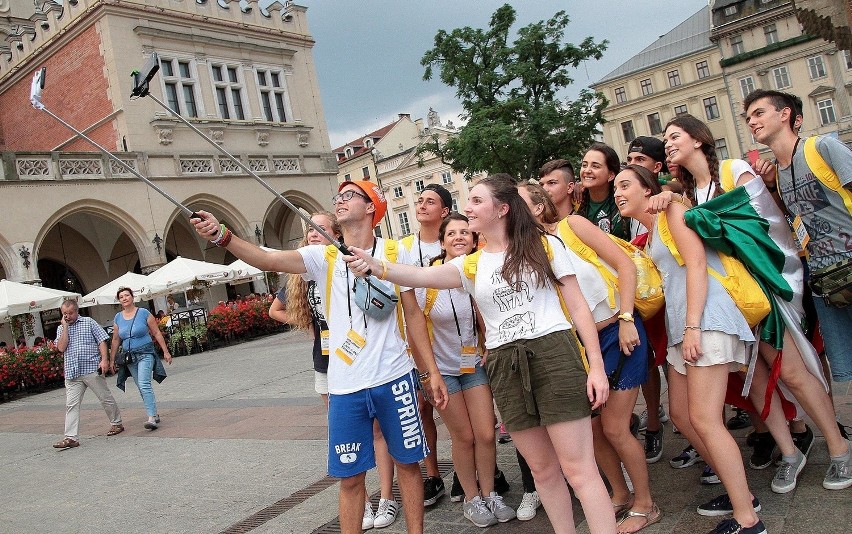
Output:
[617, 312, 635, 323]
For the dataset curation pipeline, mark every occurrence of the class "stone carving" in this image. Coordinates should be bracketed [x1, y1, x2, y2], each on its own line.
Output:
[427, 107, 441, 128]
[273, 158, 300, 172]
[16, 158, 50, 177]
[180, 158, 214, 173]
[297, 131, 309, 147]
[220, 158, 241, 173]
[210, 128, 225, 144]
[256, 130, 270, 146]
[157, 126, 174, 145]
[110, 159, 137, 176]
[59, 159, 103, 177]
[249, 158, 269, 172]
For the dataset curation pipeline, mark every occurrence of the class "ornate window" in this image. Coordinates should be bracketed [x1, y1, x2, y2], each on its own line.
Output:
[159, 57, 198, 118]
[210, 63, 246, 120]
[256, 67, 290, 122]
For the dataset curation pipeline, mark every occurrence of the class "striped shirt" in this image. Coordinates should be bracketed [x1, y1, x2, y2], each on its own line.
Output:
[56, 316, 109, 380]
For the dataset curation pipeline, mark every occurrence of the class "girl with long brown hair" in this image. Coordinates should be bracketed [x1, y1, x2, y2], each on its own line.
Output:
[346, 174, 614, 534]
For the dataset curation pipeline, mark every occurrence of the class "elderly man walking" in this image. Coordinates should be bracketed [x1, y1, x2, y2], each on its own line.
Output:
[53, 300, 124, 449]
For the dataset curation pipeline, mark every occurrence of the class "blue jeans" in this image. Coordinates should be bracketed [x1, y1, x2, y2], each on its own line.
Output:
[813, 297, 852, 382]
[127, 352, 158, 416]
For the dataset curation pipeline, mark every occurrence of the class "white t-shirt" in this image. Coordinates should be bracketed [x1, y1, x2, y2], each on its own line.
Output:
[562, 245, 618, 323]
[450, 235, 575, 349]
[417, 287, 477, 376]
[406, 235, 443, 267]
[299, 241, 414, 394]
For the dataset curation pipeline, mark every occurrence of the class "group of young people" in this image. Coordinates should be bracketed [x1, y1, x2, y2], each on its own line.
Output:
[191, 88, 851, 534]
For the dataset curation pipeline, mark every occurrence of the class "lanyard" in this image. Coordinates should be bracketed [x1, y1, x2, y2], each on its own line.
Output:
[447, 290, 477, 348]
[345, 239, 377, 329]
[418, 233, 424, 266]
[787, 138, 802, 195]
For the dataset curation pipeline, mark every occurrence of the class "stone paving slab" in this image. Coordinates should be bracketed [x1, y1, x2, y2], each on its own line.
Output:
[1, 331, 850, 533]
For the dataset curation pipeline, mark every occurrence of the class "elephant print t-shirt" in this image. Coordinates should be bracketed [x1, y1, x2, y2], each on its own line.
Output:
[450, 235, 575, 349]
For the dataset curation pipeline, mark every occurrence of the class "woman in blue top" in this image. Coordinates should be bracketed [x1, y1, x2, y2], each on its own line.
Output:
[110, 287, 172, 430]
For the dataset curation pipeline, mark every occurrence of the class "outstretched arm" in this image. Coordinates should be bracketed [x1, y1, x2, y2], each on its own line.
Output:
[191, 210, 307, 274]
[345, 246, 462, 290]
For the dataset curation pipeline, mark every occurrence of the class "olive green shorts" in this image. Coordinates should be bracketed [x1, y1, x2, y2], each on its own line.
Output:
[485, 329, 591, 432]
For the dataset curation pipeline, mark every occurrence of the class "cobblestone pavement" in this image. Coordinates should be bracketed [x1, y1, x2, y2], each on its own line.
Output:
[1, 331, 849, 533]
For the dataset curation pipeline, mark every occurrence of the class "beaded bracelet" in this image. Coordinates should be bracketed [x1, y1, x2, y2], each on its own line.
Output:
[211, 224, 232, 247]
[684, 325, 701, 331]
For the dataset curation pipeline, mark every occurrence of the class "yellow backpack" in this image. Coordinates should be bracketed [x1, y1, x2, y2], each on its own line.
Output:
[324, 240, 406, 340]
[804, 136, 852, 217]
[462, 237, 589, 372]
[555, 219, 664, 319]
[657, 212, 769, 328]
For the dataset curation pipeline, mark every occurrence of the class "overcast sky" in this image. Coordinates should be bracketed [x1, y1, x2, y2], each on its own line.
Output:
[298, 1, 710, 149]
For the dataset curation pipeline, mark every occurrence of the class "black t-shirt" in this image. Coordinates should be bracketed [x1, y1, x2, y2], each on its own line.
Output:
[277, 284, 329, 373]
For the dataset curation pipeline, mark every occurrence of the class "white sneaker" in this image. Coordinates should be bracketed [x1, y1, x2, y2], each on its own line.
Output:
[362, 501, 374, 530]
[372, 498, 399, 528]
[516, 491, 540, 521]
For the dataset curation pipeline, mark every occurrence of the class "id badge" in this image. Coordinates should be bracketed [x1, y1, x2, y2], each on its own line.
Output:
[335, 329, 366, 365]
[792, 215, 810, 258]
[320, 330, 330, 356]
[460, 346, 479, 374]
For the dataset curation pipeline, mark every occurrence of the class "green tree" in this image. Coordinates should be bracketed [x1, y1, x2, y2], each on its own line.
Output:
[420, 4, 608, 180]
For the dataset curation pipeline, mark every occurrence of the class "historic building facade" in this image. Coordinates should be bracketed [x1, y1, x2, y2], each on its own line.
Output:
[592, 0, 852, 163]
[0, 0, 337, 335]
[333, 109, 480, 240]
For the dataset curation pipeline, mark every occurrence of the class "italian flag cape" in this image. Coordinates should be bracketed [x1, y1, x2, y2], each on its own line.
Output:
[684, 184, 828, 420]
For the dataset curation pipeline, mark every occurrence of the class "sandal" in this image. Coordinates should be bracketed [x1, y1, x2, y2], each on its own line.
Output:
[107, 424, 124, 436]
[612, 494, 634, 521]
[617, 503, 661, 534]
[53, 437, 80, 449]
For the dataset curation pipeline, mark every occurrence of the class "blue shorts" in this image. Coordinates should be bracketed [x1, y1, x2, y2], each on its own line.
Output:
[600, 316, 649, 390]
[442, 364, 490, 395]
[327, 371, 429, 478]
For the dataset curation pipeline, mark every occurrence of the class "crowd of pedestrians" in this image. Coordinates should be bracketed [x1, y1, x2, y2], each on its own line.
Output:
[48, 87, 849, 534]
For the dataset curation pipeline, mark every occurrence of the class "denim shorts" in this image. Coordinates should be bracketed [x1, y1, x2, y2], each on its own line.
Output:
[442, 364, 490, 396]
[600, 316, 649, 390]
[327, 371, 429, 478]
[813, 297, 852, 382]
[485, 329, 590, 432]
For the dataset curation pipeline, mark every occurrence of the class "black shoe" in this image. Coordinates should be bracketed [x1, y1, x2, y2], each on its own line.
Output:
[494, 469, 510, 495]
[745, 430, 757, 447]
[750, 432, 777, 469]
[707, 518, 767, 534]
[630, 413, 640, 438]
[792, 425, 815, 457]
[726, 408, 752, 430]
[697, 493, 761, 517]
[450, 472, 464, 502]
[645, 428, 663, 464]
[423, 476, 445, 506]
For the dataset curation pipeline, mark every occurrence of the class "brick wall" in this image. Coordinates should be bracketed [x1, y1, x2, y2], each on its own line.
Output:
[0, 24, 116, 152]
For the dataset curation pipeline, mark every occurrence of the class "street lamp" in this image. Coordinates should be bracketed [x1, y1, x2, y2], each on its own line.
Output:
[370, 148, 394, 238]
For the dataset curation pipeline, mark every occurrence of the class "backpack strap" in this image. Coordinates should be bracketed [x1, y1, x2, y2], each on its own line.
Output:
[383, 239, 406, 343]
[324, 244, 338, 320]
[463, 250, 482, 280]
[556, 219, 618, 309]
[804, 136, 852, 217]
[324, 240, 405, 342]
[400, 234, 415, 252]
[720, 159, 735, 192]
[656, 212, 685, 266]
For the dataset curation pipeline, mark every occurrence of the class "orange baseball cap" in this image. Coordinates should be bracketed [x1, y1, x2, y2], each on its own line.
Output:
[339, 180, 387, 228]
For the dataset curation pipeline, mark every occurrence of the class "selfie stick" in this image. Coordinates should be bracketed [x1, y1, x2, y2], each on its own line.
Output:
[29, 67, 200, 220]
[129, 53, 350, 258]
